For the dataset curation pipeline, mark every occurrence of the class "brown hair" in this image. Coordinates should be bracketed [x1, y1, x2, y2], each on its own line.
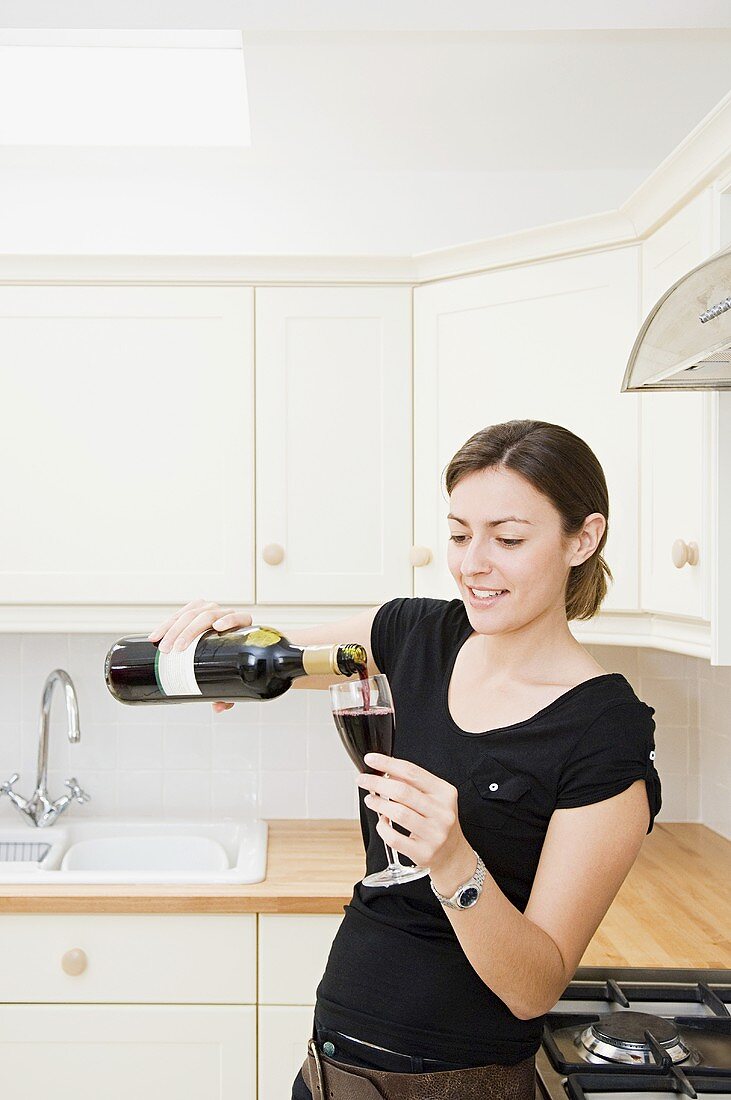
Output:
[444, 420, 612, 621]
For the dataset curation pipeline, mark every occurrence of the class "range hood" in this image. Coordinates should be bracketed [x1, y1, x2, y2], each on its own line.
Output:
[621, 246, 731, 391]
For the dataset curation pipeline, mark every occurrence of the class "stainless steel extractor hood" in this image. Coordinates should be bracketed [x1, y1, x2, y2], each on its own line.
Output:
[621, 245, 731, 391]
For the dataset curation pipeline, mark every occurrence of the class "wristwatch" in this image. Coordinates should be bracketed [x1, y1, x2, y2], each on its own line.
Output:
[430, 850, 487, 909]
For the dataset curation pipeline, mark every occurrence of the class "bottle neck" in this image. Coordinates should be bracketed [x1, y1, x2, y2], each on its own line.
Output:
[300, 644, 342, 676]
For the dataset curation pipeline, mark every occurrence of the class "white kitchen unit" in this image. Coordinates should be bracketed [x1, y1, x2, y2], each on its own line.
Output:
[258, 913, 343, 1100]
[413, 247, 641, 611]
[639, 190, 715, 623]
[255, 286, 413, 605]
[0, 913, 257, 1100]
[0, 285, 255, 607]
[0, 1005, 255, 1100]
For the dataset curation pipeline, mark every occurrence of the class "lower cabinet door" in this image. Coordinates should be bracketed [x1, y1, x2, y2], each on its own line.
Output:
[258, 1004, 315, 1100]
[0, 1004, 256, 1100]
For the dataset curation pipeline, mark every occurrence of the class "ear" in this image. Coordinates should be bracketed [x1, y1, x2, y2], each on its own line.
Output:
[569, 513, 606, 567]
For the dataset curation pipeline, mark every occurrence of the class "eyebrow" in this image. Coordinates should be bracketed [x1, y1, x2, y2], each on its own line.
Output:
[447, 514, 534, 527]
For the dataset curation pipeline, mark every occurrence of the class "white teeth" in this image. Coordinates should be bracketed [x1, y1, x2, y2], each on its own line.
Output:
[470, 587, 506, 598]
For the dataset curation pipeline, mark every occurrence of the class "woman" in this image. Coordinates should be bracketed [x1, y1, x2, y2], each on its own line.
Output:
[150, 419, 662, 1100]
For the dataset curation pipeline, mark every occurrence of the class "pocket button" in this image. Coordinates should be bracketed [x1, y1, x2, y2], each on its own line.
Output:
[488, 782, 499, 792]
[323, 1042, 335, 1056]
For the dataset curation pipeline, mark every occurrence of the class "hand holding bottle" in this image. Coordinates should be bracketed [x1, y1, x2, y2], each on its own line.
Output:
[147, 599, 253, 712]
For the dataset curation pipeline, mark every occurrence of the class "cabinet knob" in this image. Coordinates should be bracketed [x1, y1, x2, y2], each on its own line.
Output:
[409, 546, 432, 568]
[262, 543, 285, 566]
[671, 539, 700, 569]
[61, 948, 88, 976]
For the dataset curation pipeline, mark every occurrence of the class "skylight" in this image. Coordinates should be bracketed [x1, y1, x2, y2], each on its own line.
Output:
[0, 30, 251, 146]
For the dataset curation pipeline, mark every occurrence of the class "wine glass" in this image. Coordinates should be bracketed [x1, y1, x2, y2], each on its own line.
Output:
[329, 673, 429, 888]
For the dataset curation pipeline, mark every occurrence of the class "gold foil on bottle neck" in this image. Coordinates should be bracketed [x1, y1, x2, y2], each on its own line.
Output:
[302, 645, 340, 676]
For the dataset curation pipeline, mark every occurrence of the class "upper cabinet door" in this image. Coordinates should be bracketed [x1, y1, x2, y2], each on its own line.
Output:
[255, 287, 412, 605]
[640, 190, 714, 620]
[414, 248, 640, 608]
[0, 285, 254, 606]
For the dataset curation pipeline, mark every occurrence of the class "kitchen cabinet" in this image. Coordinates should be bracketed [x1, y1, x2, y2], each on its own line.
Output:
[0, 909, 345, 1100]
[639, 189, 715, 621]
[0, 1005, 256, 1100]
[0, 285, 255, 607]
[0, 913, 257, 1099]
[255, 286, 413, 605]
[258, 912, 343, 1099]
[413, 248, 641, 610]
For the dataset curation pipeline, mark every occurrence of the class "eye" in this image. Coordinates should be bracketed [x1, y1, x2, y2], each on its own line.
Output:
[448, 535, 523, 548]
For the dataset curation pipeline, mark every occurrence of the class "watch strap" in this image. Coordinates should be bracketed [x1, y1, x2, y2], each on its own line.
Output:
[430, 850, 486, 909]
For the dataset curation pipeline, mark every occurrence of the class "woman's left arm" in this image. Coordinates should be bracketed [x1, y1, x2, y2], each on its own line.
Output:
[358, 752, 650, 1022]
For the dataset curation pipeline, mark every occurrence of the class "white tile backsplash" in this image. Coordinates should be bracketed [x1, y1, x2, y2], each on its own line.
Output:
[0, 633, 728, 836]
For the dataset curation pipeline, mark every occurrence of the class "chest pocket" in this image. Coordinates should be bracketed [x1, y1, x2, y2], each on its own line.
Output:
[458, 756, 532, 830]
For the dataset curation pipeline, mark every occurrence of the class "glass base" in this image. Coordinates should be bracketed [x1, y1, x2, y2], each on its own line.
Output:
[362, 864, 430, 888]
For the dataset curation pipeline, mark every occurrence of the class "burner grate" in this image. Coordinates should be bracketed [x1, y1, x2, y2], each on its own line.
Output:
[558, 980, 731, 1018]
[564, 1072, 731, 1098]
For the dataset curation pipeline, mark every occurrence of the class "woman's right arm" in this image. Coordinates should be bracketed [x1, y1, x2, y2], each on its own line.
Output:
[147, 599, 383, 711]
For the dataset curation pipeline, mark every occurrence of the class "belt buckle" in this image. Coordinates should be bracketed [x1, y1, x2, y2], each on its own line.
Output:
[307, 1037, 327, 1098]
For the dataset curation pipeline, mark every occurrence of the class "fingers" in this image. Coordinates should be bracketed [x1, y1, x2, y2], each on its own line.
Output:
[210, 611, 253, 631]
[147, 599, 207, 643]
[364, 792, 427, 835]
[212, 701, 235, 713]
[361, 753, 438, 795]
[147, 602, 252, 653]
[357, 773, 430, 816]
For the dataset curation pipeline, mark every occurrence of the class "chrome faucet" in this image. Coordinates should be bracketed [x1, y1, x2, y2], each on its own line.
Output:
[0, 669, 91, 828]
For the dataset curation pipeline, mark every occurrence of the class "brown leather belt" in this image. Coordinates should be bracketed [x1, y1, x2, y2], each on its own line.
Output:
[302, 1037, 537, 1100]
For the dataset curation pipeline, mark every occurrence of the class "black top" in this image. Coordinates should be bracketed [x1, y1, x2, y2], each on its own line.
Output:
[316, 597, 663, 1065]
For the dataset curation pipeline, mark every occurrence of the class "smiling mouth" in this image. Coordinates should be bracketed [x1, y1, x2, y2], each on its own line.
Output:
[466, 585, 509, 602]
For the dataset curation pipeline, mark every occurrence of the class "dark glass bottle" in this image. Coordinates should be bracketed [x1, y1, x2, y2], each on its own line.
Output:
[104, 626, 367, 705]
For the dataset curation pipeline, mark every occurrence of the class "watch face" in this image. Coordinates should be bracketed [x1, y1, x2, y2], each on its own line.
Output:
[458, 886, 479, 908]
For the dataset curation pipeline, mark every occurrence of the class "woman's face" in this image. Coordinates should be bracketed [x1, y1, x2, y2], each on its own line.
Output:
[446, 465, 601, 634]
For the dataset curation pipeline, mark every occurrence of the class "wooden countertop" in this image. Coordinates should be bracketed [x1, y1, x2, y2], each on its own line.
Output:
[0, 821, 728, 968]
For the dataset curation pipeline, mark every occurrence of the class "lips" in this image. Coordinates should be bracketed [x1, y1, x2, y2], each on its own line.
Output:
[466, 586, 509, 608]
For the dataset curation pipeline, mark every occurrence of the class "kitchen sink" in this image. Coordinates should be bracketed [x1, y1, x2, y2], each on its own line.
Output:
[0, 818, 268, 883]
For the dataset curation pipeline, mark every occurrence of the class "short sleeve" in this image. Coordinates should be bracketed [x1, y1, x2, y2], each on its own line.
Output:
[555, 700, 662, 834]
[371, 597, 449, 677]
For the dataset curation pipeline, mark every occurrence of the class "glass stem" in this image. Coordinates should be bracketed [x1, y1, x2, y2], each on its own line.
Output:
[378, 816, 402, 868]
[378, 773, 405, 868]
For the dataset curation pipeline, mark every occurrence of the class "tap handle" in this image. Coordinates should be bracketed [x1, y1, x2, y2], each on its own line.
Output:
[0, 773, 20, 796]
[65, 777, 91, 804]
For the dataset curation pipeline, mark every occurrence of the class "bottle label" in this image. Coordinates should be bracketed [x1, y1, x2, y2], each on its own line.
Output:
[154, 640, 202, 697]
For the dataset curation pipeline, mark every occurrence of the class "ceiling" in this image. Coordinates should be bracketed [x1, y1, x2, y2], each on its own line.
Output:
[1, 3, 730, 253]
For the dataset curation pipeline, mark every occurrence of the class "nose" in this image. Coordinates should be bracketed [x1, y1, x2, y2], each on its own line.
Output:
[460, 537, 495, 581]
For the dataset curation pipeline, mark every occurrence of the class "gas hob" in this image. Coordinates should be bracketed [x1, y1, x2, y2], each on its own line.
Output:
[534, 966, 731, 1098]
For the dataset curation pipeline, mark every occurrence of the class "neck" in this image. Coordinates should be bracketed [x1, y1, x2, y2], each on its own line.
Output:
[472, 600, 580, 682]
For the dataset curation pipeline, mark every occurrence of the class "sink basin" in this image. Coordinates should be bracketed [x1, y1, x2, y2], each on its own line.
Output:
[62, 834, 230, 873]
[0, 818, 268, 884]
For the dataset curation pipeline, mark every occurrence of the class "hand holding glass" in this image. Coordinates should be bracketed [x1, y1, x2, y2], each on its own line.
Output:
[329, 674, 429, 888]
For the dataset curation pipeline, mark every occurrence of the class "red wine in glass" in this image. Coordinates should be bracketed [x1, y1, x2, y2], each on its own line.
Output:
[329, 672, 429, 888]
[332, 705, 393, 773]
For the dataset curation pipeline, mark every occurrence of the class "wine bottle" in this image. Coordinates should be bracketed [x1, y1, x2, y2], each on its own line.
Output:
[104, 626, 367, 705]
